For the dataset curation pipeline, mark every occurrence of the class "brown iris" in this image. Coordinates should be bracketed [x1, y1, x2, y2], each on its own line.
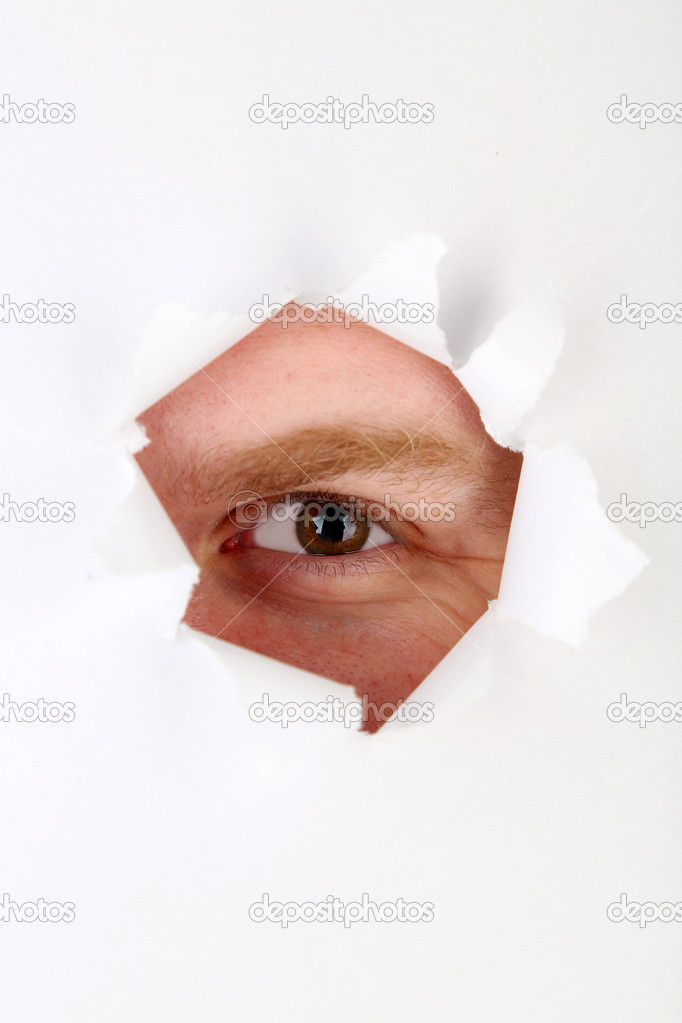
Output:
[295, 501, 370, 555]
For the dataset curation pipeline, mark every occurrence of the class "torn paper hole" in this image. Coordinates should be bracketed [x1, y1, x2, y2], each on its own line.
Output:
[97, 232, 647, 737]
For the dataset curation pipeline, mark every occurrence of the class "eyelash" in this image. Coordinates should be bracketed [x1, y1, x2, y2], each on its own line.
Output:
[269, 542, 403, 577]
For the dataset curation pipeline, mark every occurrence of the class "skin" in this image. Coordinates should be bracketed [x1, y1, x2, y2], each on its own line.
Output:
[135, 307, 522, 730]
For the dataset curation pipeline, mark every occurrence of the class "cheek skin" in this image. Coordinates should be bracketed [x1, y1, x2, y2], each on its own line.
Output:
[183, 576, 452, 729]
[182, 546, 504, 731]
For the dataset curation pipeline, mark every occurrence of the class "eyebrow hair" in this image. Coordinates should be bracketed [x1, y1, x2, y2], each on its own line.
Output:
[163, 424, 502, 510]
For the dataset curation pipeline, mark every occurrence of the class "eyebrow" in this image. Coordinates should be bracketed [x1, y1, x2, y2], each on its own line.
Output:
[166, 424, 490, 509]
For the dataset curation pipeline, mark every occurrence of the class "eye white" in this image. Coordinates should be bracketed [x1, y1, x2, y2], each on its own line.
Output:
[251, 500, 394, 555]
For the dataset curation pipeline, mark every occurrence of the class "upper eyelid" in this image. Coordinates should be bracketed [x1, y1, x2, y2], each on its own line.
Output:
[263, 489, 375, 509]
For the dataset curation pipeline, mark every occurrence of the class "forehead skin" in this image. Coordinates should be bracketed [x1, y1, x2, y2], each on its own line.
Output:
[136, 314, 486, 476]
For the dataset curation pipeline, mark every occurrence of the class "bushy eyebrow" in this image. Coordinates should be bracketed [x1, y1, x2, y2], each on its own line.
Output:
[165, 425, 486, 509]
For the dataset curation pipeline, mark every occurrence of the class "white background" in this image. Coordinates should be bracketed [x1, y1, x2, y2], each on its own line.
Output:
[1, 1, 681, 1019]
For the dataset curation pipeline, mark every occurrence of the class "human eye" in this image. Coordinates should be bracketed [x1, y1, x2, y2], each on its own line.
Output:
[221, 493, 396, 558]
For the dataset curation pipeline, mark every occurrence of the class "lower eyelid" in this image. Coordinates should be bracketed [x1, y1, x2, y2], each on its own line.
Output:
[217, 541, 407, 602]
[271, 544, 402, 574]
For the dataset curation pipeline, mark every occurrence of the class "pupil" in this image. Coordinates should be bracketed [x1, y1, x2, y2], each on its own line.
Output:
[316, 508, 346, 543]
